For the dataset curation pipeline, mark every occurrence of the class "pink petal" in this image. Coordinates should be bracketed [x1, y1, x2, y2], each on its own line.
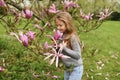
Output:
[24, 9, 33, 19]
[44, 54, 53, 60]
[19, 34, 29, 47]
[53, 30, 63, 40]
[26, 31, 36, 41]
[60, 54, 71, 59]
[49, 56, 56, 65]
[0, 0, 6, 6]
[0, 66, 4, 72]
[56, 56, 59, 67]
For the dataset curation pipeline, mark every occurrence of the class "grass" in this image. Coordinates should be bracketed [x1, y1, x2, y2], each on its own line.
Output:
[80, 21, 120, 80]
[0, 21, 120, 80]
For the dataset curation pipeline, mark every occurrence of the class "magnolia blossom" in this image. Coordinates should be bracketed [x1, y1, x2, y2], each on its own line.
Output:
[10, 31, 29, 47]
[98, 8, 112, 21]
[44, 42, 52, 49]
[80, 10, 85, 19]
[53, 30, 63, 40]
[63, 0, 78, 11]
[10, 31, 36, 47]
[19, 31, 29, 47]
[0, 66, 4, 72]
[48, 4, 59, 13]
[20, 34, 28, 47]
[24, 9, 33, 19]
[80, 10, 93, 21]
[44, 31, 70, 67]
[85, 13, 93, 21]
[26, 31, 36, 41]
[44, 46, 70, 67]
[0, 0, 6, 6]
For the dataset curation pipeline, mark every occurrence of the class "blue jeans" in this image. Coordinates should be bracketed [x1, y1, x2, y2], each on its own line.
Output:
[64, 65, 83, 80]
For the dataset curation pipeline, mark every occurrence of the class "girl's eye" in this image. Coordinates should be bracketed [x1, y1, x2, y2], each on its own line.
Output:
[57, 24, 61, 27]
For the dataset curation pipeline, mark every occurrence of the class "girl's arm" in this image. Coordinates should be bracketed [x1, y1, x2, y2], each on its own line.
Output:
[62, 35, 81, 60]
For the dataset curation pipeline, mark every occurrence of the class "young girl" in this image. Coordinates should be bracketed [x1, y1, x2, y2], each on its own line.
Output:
[55, 12, 83, 80]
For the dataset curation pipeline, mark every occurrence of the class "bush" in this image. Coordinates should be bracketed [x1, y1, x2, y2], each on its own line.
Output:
[110, 11, 120, 21]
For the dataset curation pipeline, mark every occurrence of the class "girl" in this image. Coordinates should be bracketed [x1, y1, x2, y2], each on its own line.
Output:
[55, 12, 83, 80]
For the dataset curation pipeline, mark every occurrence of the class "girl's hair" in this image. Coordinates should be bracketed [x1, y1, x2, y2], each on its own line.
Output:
[55, 12, 75, 35]
[55, 12, 83, 50]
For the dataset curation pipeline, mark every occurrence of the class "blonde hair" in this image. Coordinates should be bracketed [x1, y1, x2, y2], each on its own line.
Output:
[55, 12, 82, 49]
[55, 11, 76, 39]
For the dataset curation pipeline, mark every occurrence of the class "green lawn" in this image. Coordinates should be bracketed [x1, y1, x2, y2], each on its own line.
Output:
[0, 21, 120, 80]
[80, 21, 120, 80]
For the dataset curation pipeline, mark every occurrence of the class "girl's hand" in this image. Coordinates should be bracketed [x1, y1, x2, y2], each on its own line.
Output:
[60, 41, 67, 49]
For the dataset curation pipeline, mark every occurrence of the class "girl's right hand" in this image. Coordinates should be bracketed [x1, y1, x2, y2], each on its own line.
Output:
[59, 41, 67, 49]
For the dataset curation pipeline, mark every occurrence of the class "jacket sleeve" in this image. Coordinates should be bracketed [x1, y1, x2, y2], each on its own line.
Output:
[62, 35, 81, 60]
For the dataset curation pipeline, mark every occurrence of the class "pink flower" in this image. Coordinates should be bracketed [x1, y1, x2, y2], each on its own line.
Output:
[80, 10, 85, 19]
[10, 31, 29, 47]
[63, 0, 78, 11]
[44, 48, 70, 67]
[0, 0, 6, 7]
[85, 13, 93, 21]
[19, 32, 29, 47]
[80, 10, 93, 21]
[53, 30, 63, 40]
[44, 42, 52, 49]
[0, 66, 4, 72]
[24, 9, 33, 19]
[48, 4, 59, 13]
[98, 8, 112, 21]
[70, 3, 78, 8]
[44, 30, 70, 67]
[26, 31, 36, 41]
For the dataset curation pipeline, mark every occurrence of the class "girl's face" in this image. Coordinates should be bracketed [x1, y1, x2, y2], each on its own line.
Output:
[55, 18, 66, 33]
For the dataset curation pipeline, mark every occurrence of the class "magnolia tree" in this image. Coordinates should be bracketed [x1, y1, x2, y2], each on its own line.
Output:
[0, 0, 112, 68]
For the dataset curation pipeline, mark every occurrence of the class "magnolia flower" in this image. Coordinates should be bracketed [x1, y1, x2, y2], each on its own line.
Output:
[63, 0, 78, 11]
[44, 42, 52, 49]
[85, 13, 93, 21]
[44, 31, 70, 67]
[98, 8, 112, 21]
[0, 0, 6, 7]
[48, 4, 59, 13]
[0, 66, 5, 72]
[53, 30, 63, 40]
[80, 10, 85, 19]
[26, 31, 36, 41]
[80, 10, 93, 21]
[10, 31, 29, 47]
[44, 47, 70, 67]
[24, 9, 33, 19]
[19, 31, 29, 47]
